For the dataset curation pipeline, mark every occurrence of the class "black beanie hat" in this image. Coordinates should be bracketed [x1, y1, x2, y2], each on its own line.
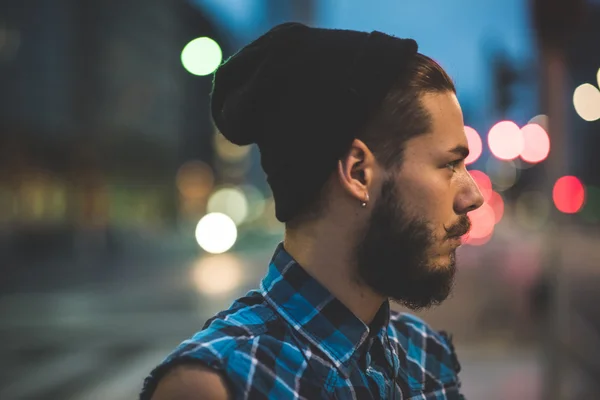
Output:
[211, 22, 418, 222]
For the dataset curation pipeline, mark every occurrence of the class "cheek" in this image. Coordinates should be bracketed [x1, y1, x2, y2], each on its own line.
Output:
[397, 171, 454, 222]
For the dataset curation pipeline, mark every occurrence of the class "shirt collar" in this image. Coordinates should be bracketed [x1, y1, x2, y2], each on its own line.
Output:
[259, 243, 392, 377]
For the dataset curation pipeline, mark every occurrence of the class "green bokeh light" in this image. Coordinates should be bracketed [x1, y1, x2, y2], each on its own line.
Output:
[181, 37, 222, 76]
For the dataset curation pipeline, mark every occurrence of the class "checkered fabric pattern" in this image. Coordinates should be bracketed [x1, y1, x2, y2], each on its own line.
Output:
[140, 244, 465, 400]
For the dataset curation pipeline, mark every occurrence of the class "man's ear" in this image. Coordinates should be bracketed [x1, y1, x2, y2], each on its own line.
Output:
[337, 139, 376, 205]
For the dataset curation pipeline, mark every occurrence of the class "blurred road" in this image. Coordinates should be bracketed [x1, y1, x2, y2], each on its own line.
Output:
[0, 232, 279, 400]
[0, 266, 200, 399]
[1, 224, 599, 399]
[0, 277, 542, 400]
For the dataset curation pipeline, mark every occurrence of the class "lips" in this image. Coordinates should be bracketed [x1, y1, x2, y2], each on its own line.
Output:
[447, 231, 469, 247]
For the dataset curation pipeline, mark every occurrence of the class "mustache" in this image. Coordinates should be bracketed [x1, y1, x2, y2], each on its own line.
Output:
[444, 215, 471, 238]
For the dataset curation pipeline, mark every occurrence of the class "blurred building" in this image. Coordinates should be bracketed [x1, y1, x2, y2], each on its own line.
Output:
[567, 4, 600, 185]
[0, 0, 322, 264]
[0, 0, 230, 257]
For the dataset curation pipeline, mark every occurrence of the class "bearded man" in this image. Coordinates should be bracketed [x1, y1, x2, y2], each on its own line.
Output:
[141, 22, 483, 400]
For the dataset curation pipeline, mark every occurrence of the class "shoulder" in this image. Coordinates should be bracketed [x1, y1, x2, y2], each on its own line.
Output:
[388, 311, 461, 377]
[171, 292, 280, 363]
[150, 363, 233, 400]
[141, 292, 305, 399]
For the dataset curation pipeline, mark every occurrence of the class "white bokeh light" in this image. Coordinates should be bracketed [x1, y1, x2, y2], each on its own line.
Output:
[573, 83, 600, 122]
[207, 187, 249, 225]
[487, 121, 524, 161]
[195, 213, 237, 254]
[191, 253, 243, 296]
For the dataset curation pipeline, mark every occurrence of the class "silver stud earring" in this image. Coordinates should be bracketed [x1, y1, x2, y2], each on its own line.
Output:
[361, 193, 369, 208]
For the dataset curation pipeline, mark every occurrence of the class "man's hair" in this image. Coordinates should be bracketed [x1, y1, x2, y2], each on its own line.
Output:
[360, 53, 456, 169]
[286, 53, 456, 229]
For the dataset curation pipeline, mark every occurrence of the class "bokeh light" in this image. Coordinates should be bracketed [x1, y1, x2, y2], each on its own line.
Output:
[488, 191, 505, 224]
[207, 187, 249, 225]
[176, 160, 214, 199]
[512, 158, 536, 171]
[520, 123, 550, 163]
[191, 253, 243, 296]
[195, 212, 238, 254]
[528, 114, 549, 132]
[485, 158, 519, 192]
[573, 83, 600, 122]
[240, 184, 267, 223]
[181, 37, 222, 76]
[464, 191, 504, 246]
[553, 176, 585, 214]
[516, 191, 551, 230]
[466, 202, 495, 241]
[469, 170, 492, 202]
[465, 233, 493, 246]
[464, 126, 482, 165]
[488, 121, 524, 161]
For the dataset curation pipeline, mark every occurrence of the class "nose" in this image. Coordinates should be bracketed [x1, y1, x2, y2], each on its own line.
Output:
[455, 171, 485, 214]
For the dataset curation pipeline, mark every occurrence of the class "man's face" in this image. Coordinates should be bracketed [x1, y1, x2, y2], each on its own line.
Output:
[355, 92, 483, 310]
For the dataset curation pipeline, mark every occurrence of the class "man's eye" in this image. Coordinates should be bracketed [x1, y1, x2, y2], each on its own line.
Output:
[445, 160, 461, 172]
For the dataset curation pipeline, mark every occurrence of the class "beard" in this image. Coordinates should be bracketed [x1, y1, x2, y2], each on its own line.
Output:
[354, 177, 470, 311]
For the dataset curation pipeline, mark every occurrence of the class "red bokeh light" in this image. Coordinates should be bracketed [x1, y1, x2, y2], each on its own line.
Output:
[469, 170, 492, 202]
[488, 191, 505, 224]
[553, 176, 585, 214]
[466, 202, 495, 240]
[465, 232, 493, 246]
[520, 123, 550, 163]
[488, 120, 524, 161]
[464, 126, 482, 165]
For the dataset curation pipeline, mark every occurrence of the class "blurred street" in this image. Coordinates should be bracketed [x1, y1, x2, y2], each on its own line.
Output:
[1, 0, 600, 399]
[0, 231, 281, 400]
[1, 222, 598, 400]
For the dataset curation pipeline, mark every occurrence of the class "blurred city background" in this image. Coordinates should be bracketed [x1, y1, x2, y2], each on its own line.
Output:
[1, 0, 599, 399]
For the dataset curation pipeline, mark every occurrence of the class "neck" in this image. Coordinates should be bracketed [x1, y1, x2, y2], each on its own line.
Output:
[283, 222, 385, 325]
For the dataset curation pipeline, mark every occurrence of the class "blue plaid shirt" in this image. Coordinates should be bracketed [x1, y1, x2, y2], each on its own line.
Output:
[141, 244, 464, 399]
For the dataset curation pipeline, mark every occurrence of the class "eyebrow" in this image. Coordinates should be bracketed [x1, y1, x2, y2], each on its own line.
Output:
[448, 145, 470, 159]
